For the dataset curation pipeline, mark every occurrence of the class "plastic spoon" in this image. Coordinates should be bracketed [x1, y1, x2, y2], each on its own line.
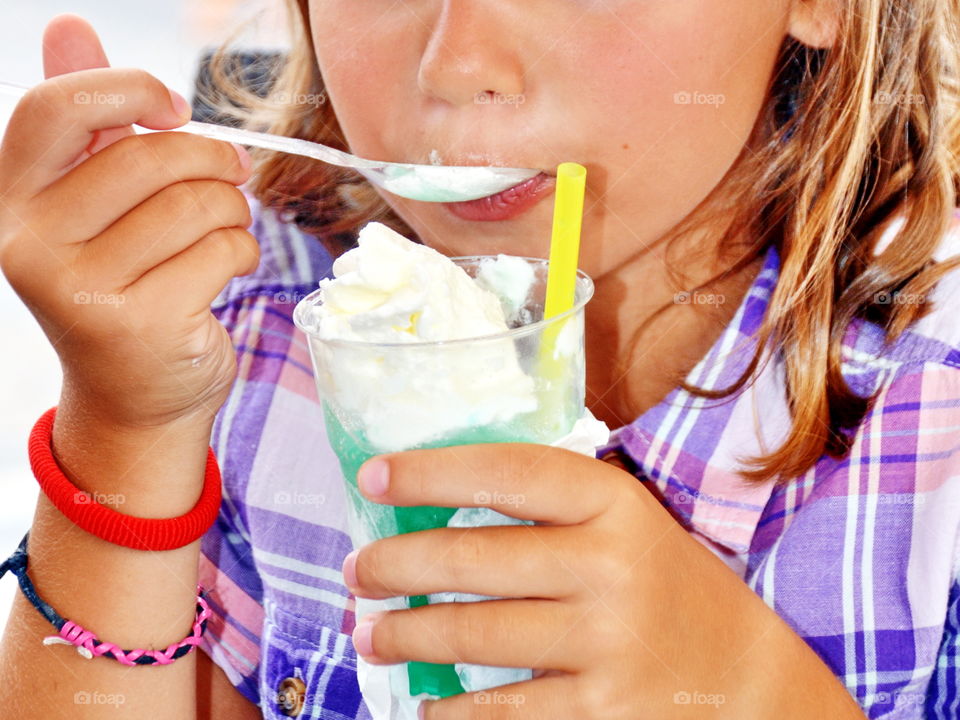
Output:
[0, 80, 540, 203]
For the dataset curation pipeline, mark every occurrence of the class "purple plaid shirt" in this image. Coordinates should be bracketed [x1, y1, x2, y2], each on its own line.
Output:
[198, 196, 960, 719]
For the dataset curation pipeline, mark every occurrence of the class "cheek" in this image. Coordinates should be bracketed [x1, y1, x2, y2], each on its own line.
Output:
[310, 3, 424, 157]
[568, 2, 787, 240]
[579, 2, 784, 115]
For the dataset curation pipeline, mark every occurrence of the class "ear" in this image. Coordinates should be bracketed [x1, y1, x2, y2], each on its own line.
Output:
[788, 0, 839, 49]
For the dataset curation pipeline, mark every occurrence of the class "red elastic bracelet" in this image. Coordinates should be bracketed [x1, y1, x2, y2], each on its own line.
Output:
[29, 407, 222, 552]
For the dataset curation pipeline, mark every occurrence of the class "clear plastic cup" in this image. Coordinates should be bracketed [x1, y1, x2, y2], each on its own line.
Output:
[293, 256, 593, 705]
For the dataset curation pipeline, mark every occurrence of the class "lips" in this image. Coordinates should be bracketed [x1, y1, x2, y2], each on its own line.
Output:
[443, 173, 556, 222]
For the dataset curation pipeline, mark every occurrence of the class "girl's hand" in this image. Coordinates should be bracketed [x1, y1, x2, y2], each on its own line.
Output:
[343, 444, 866, 719]
[0, 16, 256, 432]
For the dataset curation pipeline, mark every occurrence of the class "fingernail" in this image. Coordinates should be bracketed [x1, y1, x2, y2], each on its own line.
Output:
[358, 459, 389, 497]
[352, 613, 379, 657]
[342, 550, 359, 589]
[168, 89, 191, 120]
[417, 701, 426, 720]
[230, 142, 251, 171]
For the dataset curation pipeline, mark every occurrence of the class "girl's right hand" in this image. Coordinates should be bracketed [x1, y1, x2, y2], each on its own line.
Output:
[0, 18, 257, 432]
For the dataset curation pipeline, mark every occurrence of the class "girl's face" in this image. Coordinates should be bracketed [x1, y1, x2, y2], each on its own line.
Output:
[309, 1, 793, 279]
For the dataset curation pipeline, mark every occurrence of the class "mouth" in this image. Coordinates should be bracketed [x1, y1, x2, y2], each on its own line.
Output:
[442, 172, 556, 222]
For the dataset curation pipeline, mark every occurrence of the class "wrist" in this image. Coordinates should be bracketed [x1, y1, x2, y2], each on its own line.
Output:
[55, 383, 217, 442]
[52, 392, 216, 517]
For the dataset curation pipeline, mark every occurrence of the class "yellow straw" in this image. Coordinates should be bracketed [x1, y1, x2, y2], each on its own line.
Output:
[538, 162, 587, 437]
[544, 162, 587, 320]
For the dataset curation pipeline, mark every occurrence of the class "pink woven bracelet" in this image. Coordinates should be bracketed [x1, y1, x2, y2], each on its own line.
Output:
[41, 584, 212, 665]
[42, 584, 212, 665]
[2, 531, 212, 666]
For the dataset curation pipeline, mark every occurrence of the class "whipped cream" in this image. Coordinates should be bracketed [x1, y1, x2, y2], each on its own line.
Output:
[317, 222, 510, 343]
[305, 222, 538, 451]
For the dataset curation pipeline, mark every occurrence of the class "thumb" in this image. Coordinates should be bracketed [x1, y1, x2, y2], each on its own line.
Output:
[41, 14, 190, 156]
[42, 13, 112, 78]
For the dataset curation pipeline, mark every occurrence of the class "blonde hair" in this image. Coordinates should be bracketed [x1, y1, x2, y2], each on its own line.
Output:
[206, 0, 960, 483]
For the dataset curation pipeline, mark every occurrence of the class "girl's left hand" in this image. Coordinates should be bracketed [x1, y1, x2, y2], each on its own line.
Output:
[342, 444, 866, 719]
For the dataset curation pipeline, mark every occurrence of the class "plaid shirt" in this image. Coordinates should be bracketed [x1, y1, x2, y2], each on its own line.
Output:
[198, 197, 960, 719]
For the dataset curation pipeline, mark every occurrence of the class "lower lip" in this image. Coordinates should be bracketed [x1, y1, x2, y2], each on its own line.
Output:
[443, 173, 555, 222]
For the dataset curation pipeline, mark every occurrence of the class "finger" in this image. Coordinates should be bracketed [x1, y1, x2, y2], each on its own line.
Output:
[357, 444, 624, 524]
[0, 67, 191, 197]
[131, 226, 259, 317]
[42, 14, 146, 153]
[355, 600, 579, 670]
[421, 676, 582, 720]
[34, 132, 250, 243]
[346, 525, 589, 600]
[76, 180, 251, 287]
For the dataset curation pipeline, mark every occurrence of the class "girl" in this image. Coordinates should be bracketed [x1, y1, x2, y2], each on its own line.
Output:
[1, 1, 958, 718]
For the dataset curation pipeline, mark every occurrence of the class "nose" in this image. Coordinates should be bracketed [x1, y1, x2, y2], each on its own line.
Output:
[417, 1, 525, 107]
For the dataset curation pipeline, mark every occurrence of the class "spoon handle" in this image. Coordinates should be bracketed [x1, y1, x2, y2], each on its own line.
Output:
[0, 79, 379, 171]
[176, 121, 384, 169]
